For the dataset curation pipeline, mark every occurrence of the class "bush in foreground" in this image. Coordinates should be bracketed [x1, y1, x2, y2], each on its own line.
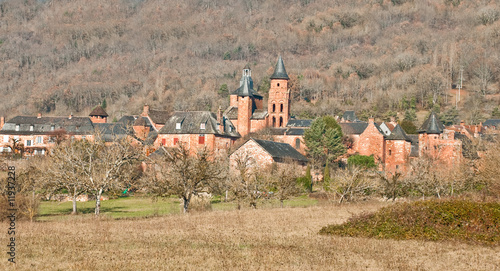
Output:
[319, 199, 500, 245]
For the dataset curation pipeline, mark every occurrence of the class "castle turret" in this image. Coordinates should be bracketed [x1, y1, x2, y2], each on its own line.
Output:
[268, 56, 290, 128]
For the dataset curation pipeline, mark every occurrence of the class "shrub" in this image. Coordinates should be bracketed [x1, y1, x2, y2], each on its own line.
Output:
[347, 155, 376, 169]
[320, 199, 500, 245]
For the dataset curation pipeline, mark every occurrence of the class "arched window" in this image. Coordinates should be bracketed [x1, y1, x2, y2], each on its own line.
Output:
[279, 117, 283, 127]
[277, 83, 280, 87]
[295, 138, 300, 149]
[272, 104, 276, 112]
[272, 117, 276, 127]
[280, 104, 284, 112]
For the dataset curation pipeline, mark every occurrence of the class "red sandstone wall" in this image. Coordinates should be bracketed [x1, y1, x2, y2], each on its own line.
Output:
[229, 140, 275, 171]
[238, 96, 252, 137]
[384, 140, 411, 174]
[230, 95, 238, 108]
[250, 119, 268, 133]
[358, 122, 385, 163]
[268, 79, 290, 128]
[273, 135, 307, 155]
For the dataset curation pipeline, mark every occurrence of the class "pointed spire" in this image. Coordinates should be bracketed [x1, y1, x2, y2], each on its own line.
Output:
[270, 55, 289, 80]
[386, 124, 412, 141]
[419, 111, 444, 134]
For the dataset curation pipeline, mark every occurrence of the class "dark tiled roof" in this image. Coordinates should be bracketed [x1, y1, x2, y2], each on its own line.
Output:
[232, 75, 262, 98]
[89, 105, 108, 117]
[483, 119, 500, 127]
[224, 106, 238, 119]
[341, 111, 359, 122]
[251, 109, 267, 119]
[158, 111, 240, 138]
[339, 122, 368, 135]
[407, 134, 420, 157]
[144, 131, 158, 146]
[455, 133, 479, 159]
[148, 109, 171, 125]
[252, 138, 307, 163]
[286, 119, 313, 127]
[419, 112, 444, 134]
[133, 116, 153, 127]
[117, 115, 136, 126]
[93, 123, 132, 142]
[268, 128, 288, 135]
[286, 128, 306, 136]
[0, 116, 94, 135]
[270, 56, 290, 80]
[386, 125, 412, 142]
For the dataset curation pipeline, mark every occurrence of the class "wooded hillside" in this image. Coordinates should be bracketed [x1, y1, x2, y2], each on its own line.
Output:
[1, 0, 499, 123]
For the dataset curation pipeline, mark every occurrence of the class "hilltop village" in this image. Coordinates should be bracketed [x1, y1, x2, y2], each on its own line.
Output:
[1, 57, 499, 175]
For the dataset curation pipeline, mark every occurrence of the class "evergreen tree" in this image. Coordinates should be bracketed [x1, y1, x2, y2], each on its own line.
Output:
[404, 109, 417, 122]
[304, 116, 346, 166]
[101, 99, 107, 110]
[492, 107, 500, 118]
[400, 119, 417, 134]
[297, 165, 312, 192]
[440, 107, 459, 126]
[323, 162, 331, 192]
[218, 84, 229, 97]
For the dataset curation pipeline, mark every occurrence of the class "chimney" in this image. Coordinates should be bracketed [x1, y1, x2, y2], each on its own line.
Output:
[142, 104, 150, 117]
[217, 106, 224, 132]
[368, 118, 374, 124]
[0, 117, 4, 130]
[460, 120, 465, 126]
[37, 113, 42, 118]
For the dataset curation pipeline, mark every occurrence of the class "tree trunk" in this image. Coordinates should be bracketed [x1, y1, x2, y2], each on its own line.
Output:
[280, 199, 284, 208]
[72, 187, 77, 214]
[95, 188, 103, 216]
[183, 198, 190, 213]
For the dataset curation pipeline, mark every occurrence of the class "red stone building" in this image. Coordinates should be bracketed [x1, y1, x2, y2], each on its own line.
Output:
[155, 111, 240, 154]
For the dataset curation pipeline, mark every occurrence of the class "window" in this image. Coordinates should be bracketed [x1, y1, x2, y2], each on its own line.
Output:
[280, 104, 284, 112]
[36, 136, 43, 144]
[229, 126, 232, 132]
[277, 83, 280, 87]
[162, 138, 166, 146]
[295, 138, 301, 149]
[3, 135, 8, 143]
[26, 140, 32, 147]
[30, 125, 34, 131]
[388, 149, 392, 156]
[51, 125, 55, 131]
[200, 123, 206, 130]
[272, 104, 276, 112]
[174, 138, 179, 145]
[198, 134, 205, 144]
[176, 123, 181, 130]
[279, 117, 283, 127]
[272, 117, 276, 127]
[15, 125, 19, 131]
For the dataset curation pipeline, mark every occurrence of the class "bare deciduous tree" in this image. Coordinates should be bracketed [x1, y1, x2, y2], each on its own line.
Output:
[229, 153, 268, 209]
[144, 144, 225, 213]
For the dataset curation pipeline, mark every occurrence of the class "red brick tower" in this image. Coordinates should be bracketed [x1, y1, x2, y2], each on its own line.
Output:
[231, 67, 263, 137]
[89, 105, 108, 123]
[384, 124, 412, 174]
[268, 56, 290, 128]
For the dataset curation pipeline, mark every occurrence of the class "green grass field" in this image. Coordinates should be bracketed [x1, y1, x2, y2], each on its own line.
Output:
[37, 194, 319, 221]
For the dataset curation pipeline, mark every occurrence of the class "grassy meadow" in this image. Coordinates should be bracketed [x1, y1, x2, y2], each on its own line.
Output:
[2, 198, 500, 270]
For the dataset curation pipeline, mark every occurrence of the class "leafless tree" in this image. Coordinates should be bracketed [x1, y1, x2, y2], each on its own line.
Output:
[329, 166, 379, 204]
[268, 161, 301, 207]
[143, 144, 225, 213]
[229, 153, 269, 209]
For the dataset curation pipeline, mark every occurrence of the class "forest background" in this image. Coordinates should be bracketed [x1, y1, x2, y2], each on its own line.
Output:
[0, 0, 499, 124]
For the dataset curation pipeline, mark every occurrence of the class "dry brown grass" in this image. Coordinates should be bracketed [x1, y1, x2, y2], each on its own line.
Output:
[1, 202, 499, 270]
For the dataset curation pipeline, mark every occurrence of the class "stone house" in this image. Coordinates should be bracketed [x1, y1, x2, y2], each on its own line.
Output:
[155, 111, 240, 153]
[229, 138, 308, 170]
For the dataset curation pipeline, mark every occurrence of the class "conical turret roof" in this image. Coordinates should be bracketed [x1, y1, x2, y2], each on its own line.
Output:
[232, 75, 262, 98]
[419, 111, 444, 134]
[89, 105, 108, 117]
[386, 124, 412, 141]
[270, 56, 289, 80]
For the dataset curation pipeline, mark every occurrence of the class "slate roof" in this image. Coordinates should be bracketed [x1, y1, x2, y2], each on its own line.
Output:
[270, 56, 290, 80]
[339, 122, 368, 135]
[93, 122, 132, 142]
[224, 106, 239, 119]
[286, 128, 306, 136]
[419, 112, 444, 134]
[158, 111, 240, 138]
[286, 119, 313, 127]
[407, 134, 420, 157]
[251, 138, 307, 163]
[0, 116, 95, 135]
[341, 111, 359, 122]
[483, 119, 500, 128]
[386, 125, 412, 142]
[148, 109, 171, 125]
[455, 133, 480, 159]
[232, 70, 262, 98]
[89, 105, 108, 117]
[223, 106, 268, 120]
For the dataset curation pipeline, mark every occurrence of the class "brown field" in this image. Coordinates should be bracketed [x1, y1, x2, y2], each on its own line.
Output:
[1, 202, 499, 270]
